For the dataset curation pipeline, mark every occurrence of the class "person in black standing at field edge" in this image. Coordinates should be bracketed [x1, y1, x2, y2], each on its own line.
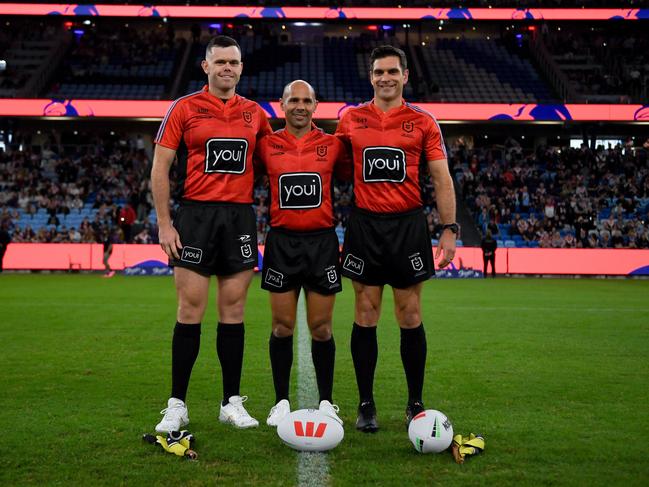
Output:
[481, 230, 497, 278]
[0, 222, 11, 272]
[102, 229, 115, 278]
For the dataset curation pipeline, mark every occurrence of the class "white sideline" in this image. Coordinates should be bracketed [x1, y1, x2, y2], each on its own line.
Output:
[296, 293, 330, 487]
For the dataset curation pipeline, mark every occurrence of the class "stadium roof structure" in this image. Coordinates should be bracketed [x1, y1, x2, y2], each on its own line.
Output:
[0, 3, 647, 21]
[1, 99, 648, 122]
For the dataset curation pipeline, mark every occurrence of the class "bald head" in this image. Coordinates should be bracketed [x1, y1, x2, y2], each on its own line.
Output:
[280, 79, 318, 138]
[282, 79, 316, 101]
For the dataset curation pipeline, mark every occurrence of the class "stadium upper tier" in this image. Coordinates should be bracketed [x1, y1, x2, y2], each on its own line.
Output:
[1, 19, 646, 104]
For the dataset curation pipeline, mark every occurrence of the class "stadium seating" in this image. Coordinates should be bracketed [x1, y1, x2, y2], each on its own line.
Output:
[45, 26, 181, 100]
[422, 38, 555, 103]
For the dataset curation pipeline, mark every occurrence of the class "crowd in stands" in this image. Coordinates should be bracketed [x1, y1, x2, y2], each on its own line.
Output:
[453, 136, 649, 248]
[0, 132, 156, 246]
[2, 130, 647, 250]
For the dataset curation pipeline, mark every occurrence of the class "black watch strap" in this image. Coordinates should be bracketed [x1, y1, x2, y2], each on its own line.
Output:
[441, 223, 460, 234]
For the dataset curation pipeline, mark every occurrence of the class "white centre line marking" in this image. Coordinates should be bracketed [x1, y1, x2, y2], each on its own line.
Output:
[296, 292, 329, 487]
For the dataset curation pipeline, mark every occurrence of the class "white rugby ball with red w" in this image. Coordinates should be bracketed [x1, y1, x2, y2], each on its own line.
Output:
[277, 409, 344, 452]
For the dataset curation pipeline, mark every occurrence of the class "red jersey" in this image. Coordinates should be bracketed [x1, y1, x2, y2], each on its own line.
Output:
[255, 125, 351, 231]
[155, 86, 272, 203]
[335, 100, 447, 214]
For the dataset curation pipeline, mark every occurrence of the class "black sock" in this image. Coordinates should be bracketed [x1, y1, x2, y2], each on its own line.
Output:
[269, 333, 293, 404]
[216, 322, 244, 406]
[171, 322, 201, 402]
[351, 323, 378, 403]
[312, 336, 335, 403]
[400, 323, 427, 404]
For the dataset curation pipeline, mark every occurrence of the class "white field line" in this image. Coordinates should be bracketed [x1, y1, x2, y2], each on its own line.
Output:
[296, 292, 329, 487]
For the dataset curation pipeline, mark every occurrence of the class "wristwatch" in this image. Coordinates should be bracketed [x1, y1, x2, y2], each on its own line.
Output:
[441, 223, 460, 235]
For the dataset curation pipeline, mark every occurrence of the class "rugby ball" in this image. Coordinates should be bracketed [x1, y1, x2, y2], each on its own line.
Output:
[408, 409, 453, 453]
[277, 409, 344, 452]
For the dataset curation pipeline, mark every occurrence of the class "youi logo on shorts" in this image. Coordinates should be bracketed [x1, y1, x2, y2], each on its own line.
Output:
[265, 268, 284, 288]
[181, 246, 203, 264]
[278, 172, 322, 209]
[343, 254, 364, 275]
[362, 146, 406, 183]
[205, 138, 248, 174]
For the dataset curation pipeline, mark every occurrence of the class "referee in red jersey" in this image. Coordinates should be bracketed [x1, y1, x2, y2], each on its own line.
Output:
[335, 45, 457, 432]
[151, 36, 272, 432]
[255, 80, 350, 427]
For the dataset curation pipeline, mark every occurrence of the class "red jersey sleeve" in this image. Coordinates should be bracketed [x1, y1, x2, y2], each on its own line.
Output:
[253, 135, 268, 175]
[334, 112, 350, 142]
[155, 100, 185, 150]
[257, 108, 273, 140]
[424, 117, 448, 161]
[333, 136, 352, 181]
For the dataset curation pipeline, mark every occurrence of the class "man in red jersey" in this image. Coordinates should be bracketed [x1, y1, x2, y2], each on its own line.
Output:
[151, 36, 272, 432]
[336, 45, 457, 432]
[255, 80, 350, 427]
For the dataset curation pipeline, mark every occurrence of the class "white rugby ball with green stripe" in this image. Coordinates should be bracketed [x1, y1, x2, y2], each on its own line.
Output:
[408, 409, 454, 453]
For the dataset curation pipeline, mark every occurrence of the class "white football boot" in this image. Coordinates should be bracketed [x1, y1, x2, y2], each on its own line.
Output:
[219, 395, 259, 428]
[319, 400, 343, 425]
[266, 399, 291, 427]
[155, 397, 189, 433]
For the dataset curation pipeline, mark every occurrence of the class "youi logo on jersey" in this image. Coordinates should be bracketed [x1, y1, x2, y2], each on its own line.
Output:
[362, 147, 406, 183]
[278, 172, 322, 209]
[205, 138, 248, 174]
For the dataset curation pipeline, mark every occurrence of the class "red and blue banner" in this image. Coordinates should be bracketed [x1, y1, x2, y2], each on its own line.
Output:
[0, 4, 647, 21]
[1, 99, 648, 122]
[4, 244, 649, 276]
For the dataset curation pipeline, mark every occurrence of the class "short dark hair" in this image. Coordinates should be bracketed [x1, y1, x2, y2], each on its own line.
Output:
[205, 35, 241, 58]
[369, 45, 407, 71]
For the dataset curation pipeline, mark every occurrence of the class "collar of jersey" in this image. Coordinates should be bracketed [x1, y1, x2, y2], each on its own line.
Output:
[369, 97, 406, 117]
[202, 85, 239, 109]
[276, 123, 323, 145]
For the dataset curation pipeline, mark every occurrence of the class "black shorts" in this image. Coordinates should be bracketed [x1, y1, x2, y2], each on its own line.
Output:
[341, 207, 433, 288]
[261, 227, 342, 295]
[170, 201, 258, 276]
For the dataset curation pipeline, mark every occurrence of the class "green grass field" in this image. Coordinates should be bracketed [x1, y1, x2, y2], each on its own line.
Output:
[1, 274, 648, 486]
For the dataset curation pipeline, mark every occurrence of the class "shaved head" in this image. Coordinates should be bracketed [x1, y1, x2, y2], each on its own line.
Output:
[280, 79, 318, 138]
[282, 79, 316, 101]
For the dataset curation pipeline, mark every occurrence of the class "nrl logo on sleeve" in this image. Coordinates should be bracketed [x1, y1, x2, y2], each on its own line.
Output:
[242, 111, 252, 124]
[362, 146, 406, 183]
[181, 246, 203, 264]
[205, 138, 248, 174]
[279, 172, 322, 209]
